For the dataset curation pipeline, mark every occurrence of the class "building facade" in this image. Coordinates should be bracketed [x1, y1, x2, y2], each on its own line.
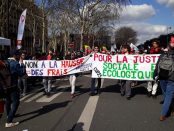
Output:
[0, 0, 47, 53]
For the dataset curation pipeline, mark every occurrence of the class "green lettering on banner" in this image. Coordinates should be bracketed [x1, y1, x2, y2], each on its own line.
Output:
[112, 71, 117, 77]
[108, 63, 113, 69]
[107, 70, 112, 77]
[117, 70, 120, 78]
[128, 64, 133, 71]
[145, 71, 151, 79]
[134, 64, 138, 71]
[151, 71, 154, 79]
[117, 63, 122, 70]
[122, 64, 128, 70]
[138, 71, 144, 79]
[121, 71, 126, 78]
[151, 64, 156, 71]
[103, 62, 108, 70]
[125, 71, 131, 78]
[103, 69, 107, 77]
[101, 60, 155, 80]
[131, 71, 136, 79]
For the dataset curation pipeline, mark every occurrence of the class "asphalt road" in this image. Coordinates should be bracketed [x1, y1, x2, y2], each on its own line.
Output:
[0, 75, 174, 131]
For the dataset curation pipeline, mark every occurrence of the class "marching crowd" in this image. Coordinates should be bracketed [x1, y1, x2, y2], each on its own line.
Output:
[0, 36, 174, 128]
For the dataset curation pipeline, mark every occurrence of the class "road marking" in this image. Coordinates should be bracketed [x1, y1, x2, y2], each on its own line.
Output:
[84, 75, 91, 78]
[20, 93, 34, 101]
[76, 95, 99, 131]
[36, 85, 69, 103]
[25, 92, 44, 102]
[36, 92, 62, 103]
[20, 87, 44, 101]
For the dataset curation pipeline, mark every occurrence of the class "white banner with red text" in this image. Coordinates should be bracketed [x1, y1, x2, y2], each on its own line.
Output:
[24, 55, 92, 76]
[91, 53, 160, 81]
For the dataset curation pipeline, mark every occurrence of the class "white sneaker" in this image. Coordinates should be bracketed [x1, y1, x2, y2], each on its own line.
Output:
[5, 122, 19, 128]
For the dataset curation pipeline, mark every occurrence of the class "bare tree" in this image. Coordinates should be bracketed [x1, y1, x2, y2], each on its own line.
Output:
[0, 0, 22, 37]
[48, 0, 130, 50]
[115, 26, 138, 48]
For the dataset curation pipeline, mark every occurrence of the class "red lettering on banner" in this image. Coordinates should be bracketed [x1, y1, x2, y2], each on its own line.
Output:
[133, 55, 159, 63]
[61, 58, 84, 68]
[116, 55, 128, 63]
[94, 53, 112, 62]
[64, 69, 68, 75]
[123, 56, 128, 63]
[133, 56, 138, 63]
[47, 69, 69, 76]
[145, 56, 151, 63]
[139, 56, 144, 63]
[61, 61, 66, 68]
[151, 56, 157, 63]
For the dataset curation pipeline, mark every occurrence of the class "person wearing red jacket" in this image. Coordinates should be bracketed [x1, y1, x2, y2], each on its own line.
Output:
[149, 41, 161, 54]
[147, 41, 161, 98]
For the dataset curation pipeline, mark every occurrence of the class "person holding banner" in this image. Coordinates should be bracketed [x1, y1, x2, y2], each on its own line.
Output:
[147, 41, 161, 98]
[69, 52, 78, 98]
[90, 46, 101, 96]
[154, 37, 174, 121]
[43, 49, 54, 97]
[120, 45, 132, 100]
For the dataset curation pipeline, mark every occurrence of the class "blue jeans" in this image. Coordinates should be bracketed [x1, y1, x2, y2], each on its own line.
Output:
[5, 88, 20, 123]
[18, 76, 27, 94]
[160, 80, 174, 116]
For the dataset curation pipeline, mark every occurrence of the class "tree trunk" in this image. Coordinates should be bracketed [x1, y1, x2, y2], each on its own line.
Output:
[80, 20, 85, 51]
[32, 18, 36, 54]
[64, 33, 67, 53]
[41, 2, 45, 53]
[53, 37, 57, 52]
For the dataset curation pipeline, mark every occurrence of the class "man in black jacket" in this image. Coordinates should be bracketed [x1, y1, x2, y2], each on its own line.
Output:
[154, 37, 174, 121]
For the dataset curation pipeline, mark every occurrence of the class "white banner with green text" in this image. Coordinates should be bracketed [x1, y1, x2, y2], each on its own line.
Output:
[92, 53, 160, 80]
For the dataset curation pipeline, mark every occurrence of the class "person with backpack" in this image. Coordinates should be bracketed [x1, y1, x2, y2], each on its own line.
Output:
[3, 50, 21, 127]
[154, 37, 174, 121]
[0, 60, 8, 119]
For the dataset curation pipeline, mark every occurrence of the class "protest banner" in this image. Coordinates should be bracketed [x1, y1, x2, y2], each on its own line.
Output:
[24, 55, 92, 76]
[92, 53, 160, 81]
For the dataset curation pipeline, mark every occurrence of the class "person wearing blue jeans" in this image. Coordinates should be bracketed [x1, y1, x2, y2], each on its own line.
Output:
[160, 80, 174, 117]
[4, 50, 21, 127]
[6, 88, 20, 123]
[154, 37, 174, 121]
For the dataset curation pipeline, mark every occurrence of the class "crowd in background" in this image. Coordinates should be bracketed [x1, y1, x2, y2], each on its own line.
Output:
[0, 37, 174, 127]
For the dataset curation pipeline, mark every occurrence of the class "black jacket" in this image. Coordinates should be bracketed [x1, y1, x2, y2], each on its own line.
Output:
[154, 49, 174, 81]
